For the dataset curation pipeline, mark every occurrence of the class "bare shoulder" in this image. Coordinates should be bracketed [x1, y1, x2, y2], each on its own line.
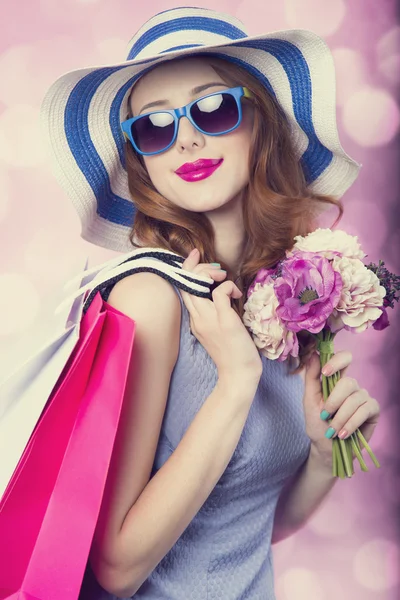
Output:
[106, 271, 182, 363]
[107, 270, 181, 318]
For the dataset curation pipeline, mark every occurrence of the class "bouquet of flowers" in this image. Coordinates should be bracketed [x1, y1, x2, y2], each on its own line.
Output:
[243, 228, 400, 479]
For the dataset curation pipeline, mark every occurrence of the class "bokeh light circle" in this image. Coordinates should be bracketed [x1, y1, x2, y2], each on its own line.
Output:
[281, 567, 324, 600]
[0, 169, 10, 224]
[377, 26, 400, 61]
[353, 538, 399, 590]
[342, 87, 400, 147]
[0, 39, 94, 109]
[284, 0, 346, 36]
[380, 54, 400, 85]
[343, 200, 389, 254]
[0, 105, 47, 168]
[24, 227, 85, 284]
[332, 48, 366, 107]
[376, 26, 400, 84]
[0, 274, 41, 336]
[236, 0, 288, 34]
[307, 498, 354, 537]
[96, 37, 128, 62]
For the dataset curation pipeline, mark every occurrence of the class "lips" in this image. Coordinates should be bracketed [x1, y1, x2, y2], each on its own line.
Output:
[175, 158, 223, 174]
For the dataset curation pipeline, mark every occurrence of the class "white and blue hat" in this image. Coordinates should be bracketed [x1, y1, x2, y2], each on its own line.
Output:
[41, 6, 361, 253]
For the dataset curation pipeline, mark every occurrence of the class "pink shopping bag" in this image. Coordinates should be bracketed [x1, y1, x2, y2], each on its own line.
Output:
[0, 292, 136, 600]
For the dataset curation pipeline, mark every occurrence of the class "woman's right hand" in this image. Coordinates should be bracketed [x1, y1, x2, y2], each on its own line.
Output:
[180, 248, 263, 386]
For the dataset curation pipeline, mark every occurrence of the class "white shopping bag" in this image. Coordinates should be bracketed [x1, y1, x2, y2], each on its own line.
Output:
[0, 263, 89, 500]
[0, 247, 212, 500]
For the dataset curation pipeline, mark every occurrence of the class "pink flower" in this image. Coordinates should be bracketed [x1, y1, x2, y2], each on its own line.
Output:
[274, 253, 342, 334]
[288, 228, 366, 260]
[243, 282, 299, 361]
[373, 307, 390, 331]
[247, 266, 278, 297]
[327, 256, 387, 333]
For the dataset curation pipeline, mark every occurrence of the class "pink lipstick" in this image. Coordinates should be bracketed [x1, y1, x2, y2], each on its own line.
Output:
[175, 158, 223, 182]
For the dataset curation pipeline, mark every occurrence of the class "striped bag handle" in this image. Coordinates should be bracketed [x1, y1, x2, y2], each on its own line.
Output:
[55, 248, 214, 316]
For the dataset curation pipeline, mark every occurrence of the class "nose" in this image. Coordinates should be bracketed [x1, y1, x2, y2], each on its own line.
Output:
[175, 116, 205, 153]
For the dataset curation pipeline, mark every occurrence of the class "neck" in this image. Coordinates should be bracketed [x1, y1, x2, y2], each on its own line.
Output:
[204, 192, 246, 278]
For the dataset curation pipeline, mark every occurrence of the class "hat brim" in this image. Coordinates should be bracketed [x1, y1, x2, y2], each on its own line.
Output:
[41, 29, 361, 253]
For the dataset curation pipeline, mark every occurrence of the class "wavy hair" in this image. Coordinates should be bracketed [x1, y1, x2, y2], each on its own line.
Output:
[124, 55, 344, 373]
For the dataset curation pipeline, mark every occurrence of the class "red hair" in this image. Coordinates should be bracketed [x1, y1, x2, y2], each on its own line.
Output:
[124, 56, 344, 372]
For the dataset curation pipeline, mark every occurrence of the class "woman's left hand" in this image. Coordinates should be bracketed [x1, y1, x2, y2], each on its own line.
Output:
[303, 350, 381, 462]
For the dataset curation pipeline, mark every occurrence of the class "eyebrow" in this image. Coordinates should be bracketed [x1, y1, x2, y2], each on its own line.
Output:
[137, 82, 226, 114]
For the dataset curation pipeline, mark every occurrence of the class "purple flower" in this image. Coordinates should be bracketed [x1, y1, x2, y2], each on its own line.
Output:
[274, 253, 343, 334]
[248, 266, 279, 297]
[372, 307, 390, 331]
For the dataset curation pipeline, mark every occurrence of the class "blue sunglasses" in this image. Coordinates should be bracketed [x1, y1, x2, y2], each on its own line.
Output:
[121, 86, 252, 156]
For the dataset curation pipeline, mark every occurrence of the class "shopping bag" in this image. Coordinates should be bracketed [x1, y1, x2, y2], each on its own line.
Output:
[0, 291, 136, 600]
[0, 264, 89, 500]
[0, 246, 212, 500]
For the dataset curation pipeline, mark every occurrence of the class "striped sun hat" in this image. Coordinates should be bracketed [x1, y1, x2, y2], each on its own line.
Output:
[40, 6, 361, 254]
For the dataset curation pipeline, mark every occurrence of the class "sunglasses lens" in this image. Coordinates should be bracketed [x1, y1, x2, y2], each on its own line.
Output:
[190, 92, 240, 134]
[130, 112, 175, 154]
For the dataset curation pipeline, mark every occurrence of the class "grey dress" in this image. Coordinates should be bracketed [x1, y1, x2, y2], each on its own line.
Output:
[80, 279, 311, 600]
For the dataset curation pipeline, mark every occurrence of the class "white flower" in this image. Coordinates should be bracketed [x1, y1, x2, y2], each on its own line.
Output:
[243, 282, 298, 360]
[328, 256, 386, 333]
[288, 228, 366, 260]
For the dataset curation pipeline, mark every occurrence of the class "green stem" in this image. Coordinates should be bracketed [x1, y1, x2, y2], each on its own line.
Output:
[332, 442, 338, 477]
[338, 437, 353, 477]
[322, 373, 329, 402]
[336, 442, 345, 479]
[327, 375, 336, 395]
[353, 431, 362, 456]
[350, 434, 368, 471]
[356, 429, 381, 469]
[316, 328, 380, 479]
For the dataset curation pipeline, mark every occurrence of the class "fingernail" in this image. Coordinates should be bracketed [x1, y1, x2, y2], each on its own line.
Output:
[320, 410, 330, 421]
[210, 263, 220, 267]
[322, 365, 332, 376]
[338, 429, 348, 439]
[325, 427, 336, 439]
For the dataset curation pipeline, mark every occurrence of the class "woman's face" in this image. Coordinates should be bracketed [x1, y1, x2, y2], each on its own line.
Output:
[129, 57, 254, 214]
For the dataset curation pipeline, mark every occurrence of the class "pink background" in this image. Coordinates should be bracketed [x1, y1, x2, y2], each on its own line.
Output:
[0, 1, 399, 598]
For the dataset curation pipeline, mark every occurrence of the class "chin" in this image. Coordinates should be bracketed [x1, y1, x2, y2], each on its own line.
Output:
[187, 195, 236, 213]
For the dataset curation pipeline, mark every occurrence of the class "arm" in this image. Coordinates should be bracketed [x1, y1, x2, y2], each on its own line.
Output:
[115, 378, 255, 596]
[271, 445, 338, 545]
[271, 345, 380, 545]
[89, 273, 259, 598]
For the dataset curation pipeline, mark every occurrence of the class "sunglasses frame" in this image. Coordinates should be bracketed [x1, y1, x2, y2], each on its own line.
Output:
[121, 86, 252, 156]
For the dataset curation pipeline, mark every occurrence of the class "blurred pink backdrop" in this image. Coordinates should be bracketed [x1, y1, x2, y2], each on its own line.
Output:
[0, 1, 399, 598]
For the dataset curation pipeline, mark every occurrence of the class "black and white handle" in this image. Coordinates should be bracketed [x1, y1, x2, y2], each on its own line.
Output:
[55, 247, 214, 315]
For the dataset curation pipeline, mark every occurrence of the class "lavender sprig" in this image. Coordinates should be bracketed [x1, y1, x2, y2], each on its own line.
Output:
[365, 260, 400, 309]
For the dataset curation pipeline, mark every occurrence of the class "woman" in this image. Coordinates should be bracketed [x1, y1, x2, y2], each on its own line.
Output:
[41, 7, 380, 599]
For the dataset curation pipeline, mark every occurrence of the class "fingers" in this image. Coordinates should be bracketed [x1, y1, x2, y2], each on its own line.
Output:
[180, 248, 228, 319]
[180, 249, 243, 338]
[321, 389, 379, 441]
[212, 280, 243, 316]
[182, 248, 200, 270]
[320, 376, 360, 415]
[321, 350, 352, 378]
[181, 249, 227, 285]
